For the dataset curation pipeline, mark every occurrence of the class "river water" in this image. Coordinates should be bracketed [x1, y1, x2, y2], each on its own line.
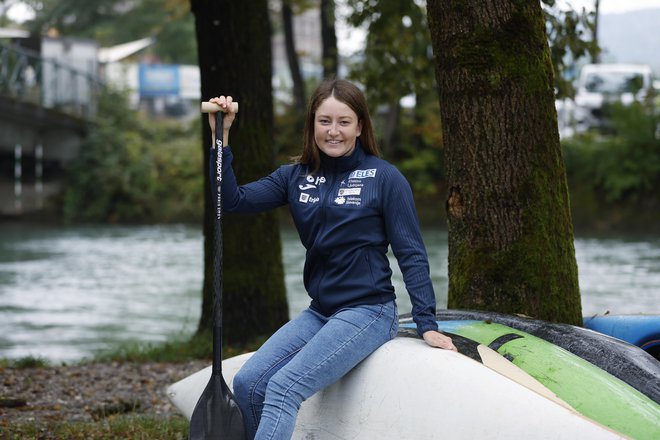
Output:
[1, 222, 658, 362]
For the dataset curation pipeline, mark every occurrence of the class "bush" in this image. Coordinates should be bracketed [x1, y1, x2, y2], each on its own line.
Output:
[61, 89, 204, 223]
[563, 101, 660, 203]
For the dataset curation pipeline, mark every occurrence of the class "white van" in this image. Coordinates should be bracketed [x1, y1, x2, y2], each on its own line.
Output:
[573, 63, 654, 133]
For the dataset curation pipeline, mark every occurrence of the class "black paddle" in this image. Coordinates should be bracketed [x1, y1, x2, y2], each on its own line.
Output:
[189, 101, 245, 440]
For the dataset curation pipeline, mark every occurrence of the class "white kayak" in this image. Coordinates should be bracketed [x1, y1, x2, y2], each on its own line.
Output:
[167, 337, 624, 439]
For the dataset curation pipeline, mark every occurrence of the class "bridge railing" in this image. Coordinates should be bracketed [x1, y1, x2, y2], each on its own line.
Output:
[0, 41, 103, 120]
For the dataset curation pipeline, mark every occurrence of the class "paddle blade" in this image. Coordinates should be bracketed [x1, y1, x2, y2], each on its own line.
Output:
[189, 375, 246, 440]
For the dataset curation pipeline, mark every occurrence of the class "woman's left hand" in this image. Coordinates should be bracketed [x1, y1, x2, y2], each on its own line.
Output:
[423, 330, 458, 352]
[208, 96, 237, 132]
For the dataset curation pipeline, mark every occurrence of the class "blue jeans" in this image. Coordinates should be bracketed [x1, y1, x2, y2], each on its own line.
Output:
[232, 301, 398, 440]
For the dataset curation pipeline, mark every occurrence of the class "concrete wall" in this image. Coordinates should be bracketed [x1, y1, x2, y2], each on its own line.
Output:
[0, 97, 87, 216]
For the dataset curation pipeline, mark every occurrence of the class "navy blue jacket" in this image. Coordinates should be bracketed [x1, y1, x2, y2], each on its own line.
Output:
[220, 143, 439, 336]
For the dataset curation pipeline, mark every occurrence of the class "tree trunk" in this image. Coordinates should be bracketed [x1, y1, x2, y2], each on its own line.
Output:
[380, 102, 400, 159]
[320, 0, 338, 78]
[593, 0, 600, 63]
[191, 0, 289, 344]
[426, 0, 582, 325]
[282, 1, 306, 116]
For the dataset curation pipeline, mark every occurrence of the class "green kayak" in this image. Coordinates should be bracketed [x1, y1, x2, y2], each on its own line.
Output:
[401, 320, 660, 440]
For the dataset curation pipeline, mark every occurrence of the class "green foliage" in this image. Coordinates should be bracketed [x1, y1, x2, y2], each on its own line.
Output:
[273, 76, 325, 165]
[23, 0, 196, 64]
[542, 1, 599, 98]
[342, 0, 597, 197]
[60, 88, 203, 223]
[395, 97, 445, 196]
[344, 2, 445, 195]
[563, 102, 660, 203]
[345, 1, 597, 104]
[274, 95, 307, 164]
[346, 0, 435, 107]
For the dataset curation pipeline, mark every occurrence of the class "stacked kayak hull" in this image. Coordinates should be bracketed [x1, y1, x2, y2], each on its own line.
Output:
[401, 309, 660, 404]
[400, 319, 660, 440]
[168, 337, 626, 439]
[167, 311, 660, 439]
[583, 314, 660, 360]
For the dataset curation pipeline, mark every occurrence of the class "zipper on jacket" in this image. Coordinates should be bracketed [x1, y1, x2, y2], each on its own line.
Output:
[314, 166, 337, 313]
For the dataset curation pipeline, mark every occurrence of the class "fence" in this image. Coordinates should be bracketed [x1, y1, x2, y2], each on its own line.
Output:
[0, 41, 103, 120]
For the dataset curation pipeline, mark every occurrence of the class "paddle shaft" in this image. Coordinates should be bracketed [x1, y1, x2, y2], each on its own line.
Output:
[203, 100, 238, 374]
[212, 110, 224, 375]
[188, 102, 245, 440]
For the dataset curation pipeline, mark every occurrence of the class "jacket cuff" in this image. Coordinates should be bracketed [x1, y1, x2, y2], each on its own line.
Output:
[416, 320, 439, 338]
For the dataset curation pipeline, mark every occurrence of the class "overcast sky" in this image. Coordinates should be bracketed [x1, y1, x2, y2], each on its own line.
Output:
[7, 0, 660, 22]
[336, 1, 660, 56]
[5, 0, 660, 56]
[562, 0, 660, 14]
[7, 0, 660, 24]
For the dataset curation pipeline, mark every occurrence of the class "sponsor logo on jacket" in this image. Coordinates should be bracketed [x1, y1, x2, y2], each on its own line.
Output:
[299, 175, 326, 191]
[349, 169, 377, 179]
[299, 193, 320, 204]
[298, 174, 325, 204]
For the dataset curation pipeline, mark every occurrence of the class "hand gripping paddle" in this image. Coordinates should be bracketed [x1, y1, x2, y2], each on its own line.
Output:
[190, 101, 245, 440]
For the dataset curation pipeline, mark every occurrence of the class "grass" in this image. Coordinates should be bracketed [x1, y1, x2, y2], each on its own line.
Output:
[90, 331, 268, 364]
[0, 333, 266, 369]
[0, 331, 268, 369]
[0, 355, 51, 369]
[1, 332, 269, 438]
[4, 415, 189, 439]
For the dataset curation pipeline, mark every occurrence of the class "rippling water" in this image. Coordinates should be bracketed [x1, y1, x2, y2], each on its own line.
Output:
[0, 223, 658, 361]
[0, 224, 203, 361]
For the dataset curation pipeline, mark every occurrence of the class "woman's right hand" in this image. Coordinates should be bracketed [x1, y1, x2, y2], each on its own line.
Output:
[208, 95, 237, 133]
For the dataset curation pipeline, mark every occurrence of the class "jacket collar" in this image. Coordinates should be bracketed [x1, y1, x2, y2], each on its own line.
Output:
[319, 139, 365, 173]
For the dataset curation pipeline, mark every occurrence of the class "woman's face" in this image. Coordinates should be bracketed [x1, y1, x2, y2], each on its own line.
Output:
[314, 96, 362, 158]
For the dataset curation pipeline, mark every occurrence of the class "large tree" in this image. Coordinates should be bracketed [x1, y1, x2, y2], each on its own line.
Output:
[320, 0, 338, 78]
[281, 0, 307, 116]
[426, 0, 582, 325]
[191, 0, 288, 343]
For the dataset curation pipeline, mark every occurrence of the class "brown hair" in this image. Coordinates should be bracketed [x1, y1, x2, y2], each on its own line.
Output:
[295, 78, 380, 171]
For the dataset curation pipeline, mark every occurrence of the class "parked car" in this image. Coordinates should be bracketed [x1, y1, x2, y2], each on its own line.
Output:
[573, 63, 654, 133]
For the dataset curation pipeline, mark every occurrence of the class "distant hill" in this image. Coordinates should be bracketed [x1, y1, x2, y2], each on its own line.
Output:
[599, 8, 660, 74]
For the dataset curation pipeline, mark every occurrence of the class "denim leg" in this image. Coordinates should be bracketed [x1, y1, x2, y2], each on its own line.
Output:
[233, 309, 326, 439]
[255, 301, 398, 440]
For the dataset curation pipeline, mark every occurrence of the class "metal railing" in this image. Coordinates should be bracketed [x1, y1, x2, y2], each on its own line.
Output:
[0, 41, 103, 120]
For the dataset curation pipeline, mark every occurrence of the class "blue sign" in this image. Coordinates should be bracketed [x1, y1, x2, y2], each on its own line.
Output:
[139, 64, 179, 97]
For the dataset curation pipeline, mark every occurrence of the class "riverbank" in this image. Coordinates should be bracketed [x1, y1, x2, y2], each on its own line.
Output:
[1, 359, 207, 438]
